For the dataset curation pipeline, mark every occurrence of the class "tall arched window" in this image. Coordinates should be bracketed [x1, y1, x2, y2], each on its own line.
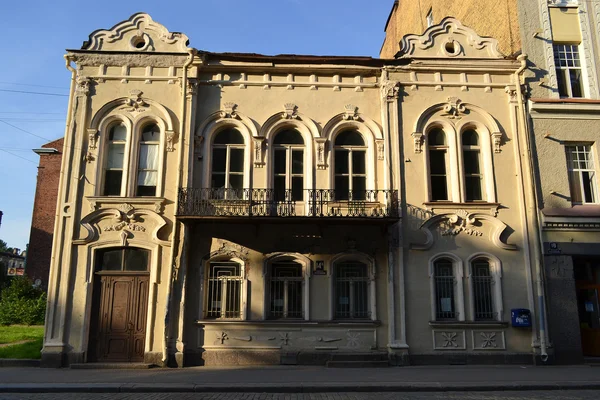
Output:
[211, 128, 245, 191]
[136, 123, 160, 196]
[471, 258, 494, 320]
[433, 258, 456, 321]
[334, 262, 370, 319]
[103, 122, 127, 196]
[205, 261, 243, 319]
[273, 129, 304, 201]
[334, 130, 366, 200]
[428, 128, 449, 201]
[462, 129, 483, 201]
[268, 261, 304, 319]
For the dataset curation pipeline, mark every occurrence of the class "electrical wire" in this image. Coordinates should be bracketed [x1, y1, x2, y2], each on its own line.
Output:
[0, 120, 52, 141]
[0, 148, 38, 165]
[0, 88, 68, 97]
[0, 81, 68, 90]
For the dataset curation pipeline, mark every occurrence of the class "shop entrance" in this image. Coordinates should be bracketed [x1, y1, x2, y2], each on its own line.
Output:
[575, 257, 600, 357]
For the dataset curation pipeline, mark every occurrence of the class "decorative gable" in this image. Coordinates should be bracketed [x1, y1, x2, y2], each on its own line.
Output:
[82, 13, 190, 53]
[399, 17, 503, 59]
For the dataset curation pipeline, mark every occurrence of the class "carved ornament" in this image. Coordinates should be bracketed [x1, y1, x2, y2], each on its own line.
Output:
[282, 103, 299, 119]
[316, 138, 328, 170]
[342, 104, 360, 121]
[165, 130, 176, 152]
[220, 102, 239, 119]
[122, 90, 148, 112]
[443, 97, 467, 119]
[87, 129, 98, 150]
[253, 136, 266, 168]
[441, 210, 483, 237]
[380, 80, 399, 100]
[104, 204, 145, 232]
[376, 140, 385, 161]
[411, 132, 423, 153]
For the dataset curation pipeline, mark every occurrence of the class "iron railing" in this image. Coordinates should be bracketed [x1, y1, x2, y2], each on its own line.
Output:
[177, 188, 399, 219]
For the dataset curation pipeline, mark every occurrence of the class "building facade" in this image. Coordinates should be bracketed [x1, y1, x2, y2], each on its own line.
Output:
[382, 0, 600, 364]
[26, 139, 63, 290]
[42, 13, 545, 367]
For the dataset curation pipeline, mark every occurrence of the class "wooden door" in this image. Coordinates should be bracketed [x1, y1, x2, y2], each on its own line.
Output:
[89, 274, 149, 362]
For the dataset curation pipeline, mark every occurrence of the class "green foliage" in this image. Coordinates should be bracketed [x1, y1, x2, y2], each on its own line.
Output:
[0, 337, 43, 359]
[0, 239, 8, 253]
[0, 277, 46, 326]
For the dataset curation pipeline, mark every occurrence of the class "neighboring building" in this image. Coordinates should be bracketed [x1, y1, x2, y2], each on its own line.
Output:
[42, 13, 543, 368]
[26, 139, 63, 290]
[381, 0, 600, 364]
[0, 249, 26, 277]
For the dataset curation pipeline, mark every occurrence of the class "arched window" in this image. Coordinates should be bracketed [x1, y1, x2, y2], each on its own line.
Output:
[428, 128, 449, 201]
[103, 122, 127, 196]
[273, 129, 304, 201]
[96, 247, 149, 272]
[462, 129, 483, 201]
[205, 261, 243, 319]
[334, 262, 370, 319]
[268, 260, 304, 319]
[211, 128, 245, 191]
[334, 130, 366, 200]
[433, 258, 456, 320]
[136, 123, 160, 196]
[468, 255, 503, 322]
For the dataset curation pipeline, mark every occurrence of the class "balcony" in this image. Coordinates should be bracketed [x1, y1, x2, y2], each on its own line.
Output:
[177, 188, 399, 222]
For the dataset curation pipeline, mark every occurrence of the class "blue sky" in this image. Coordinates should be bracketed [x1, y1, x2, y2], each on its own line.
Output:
[0, 0, 395, 250]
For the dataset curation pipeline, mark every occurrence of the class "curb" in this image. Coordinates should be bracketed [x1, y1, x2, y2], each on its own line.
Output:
[1, 382, 600, 393]
[0, 359, 40, 368]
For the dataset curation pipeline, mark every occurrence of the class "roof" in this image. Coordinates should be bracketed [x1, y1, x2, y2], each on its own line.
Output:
[200, 51, 407, 67]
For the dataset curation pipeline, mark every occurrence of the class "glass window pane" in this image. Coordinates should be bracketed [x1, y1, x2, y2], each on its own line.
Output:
[428, 129, 446, 146]
[463, 150, 481, 174]
[274, 176, 286, 201]
[292, 150, 303, 174]
[274, 149, 286, 174]
[352, 151, 366, 174]
[274, 130, 304, 145]
[429, 150, 447, 174]
[98, 249, 123, 271]
[335, 130, 364, 146]
[431, 176, 448, 201]
[229, 174, 243, 190]
[582, 171, 595, 203]
[137, 170, 157, 186]
[141, 124, 160, 142]
[335, 150, 349, 174]
[570, 69, 583, 98]
[352, 177, 366, 199]
[212, 148, 226, 173]
[109, 123, 127, 141]
[214, 128, 244, 144]
[107, 144, 125, 169]
[465, 176, 482, 201]
[104, 171, 123, 196]
[292, 177, 303, 200]
[124, 249, 149, 271]
[556, 69, 568, 97]
[212, 174, 225, 189]
[137, 185, 157, 197]
[229, 148, 244, 173]
[335, 176, 349, 200]
[462, 130, 479, 146]
[138, 144, 159, 170]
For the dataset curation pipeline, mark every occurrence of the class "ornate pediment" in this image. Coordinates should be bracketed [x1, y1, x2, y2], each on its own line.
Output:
[399, 17, 503, 59]
[82, 13, 190, 53]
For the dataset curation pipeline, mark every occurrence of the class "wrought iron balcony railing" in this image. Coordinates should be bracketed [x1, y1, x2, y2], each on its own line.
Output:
[177, 188, 399, 219]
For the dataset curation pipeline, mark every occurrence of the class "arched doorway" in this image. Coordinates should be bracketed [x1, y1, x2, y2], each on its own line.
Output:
[88, 247, 150, 362]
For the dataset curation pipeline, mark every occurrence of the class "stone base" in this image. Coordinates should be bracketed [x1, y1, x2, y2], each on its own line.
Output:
[67, 352, 84, 366]
[202, 350, 280, 366]
[40, 351, 65, 368]
[410, 353, 534, 365]
[144, 352, 165, 367]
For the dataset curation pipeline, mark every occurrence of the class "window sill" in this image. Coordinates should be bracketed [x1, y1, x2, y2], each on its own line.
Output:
[423, 202, 501, 214]
[429, 321, 508, 328]
[196, 319, 381, 327]
[86, 196, 166, 213]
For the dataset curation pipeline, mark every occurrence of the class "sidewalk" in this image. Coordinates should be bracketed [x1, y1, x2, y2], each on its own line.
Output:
[1, 365, 600, 393]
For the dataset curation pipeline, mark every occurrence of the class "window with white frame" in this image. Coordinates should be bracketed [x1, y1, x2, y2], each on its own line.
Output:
[566, 144, 598, 204]
[268, 261, 304, 319]
[334, 262, 370, 319]
[273, 129, 304, 202]
[205, 261, 243, 319]
[428, 128, 449, 201]
[462, 129, 484, 201]
[211, 128, 245, 192]
[554, 44, 584, 98]
[334, 130, 367, 200]
[136, 123, 160, 196]
[103, 122, 127, 196]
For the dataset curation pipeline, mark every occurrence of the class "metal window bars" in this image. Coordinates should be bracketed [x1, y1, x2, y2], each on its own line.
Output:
[177, 188, 399, 219]
[434, 261, 456, 321]
[334, 262, 370, 319]
[268, 262, 304, 319]
[472, 261, 496, 321]
[205, 262, 242, 319]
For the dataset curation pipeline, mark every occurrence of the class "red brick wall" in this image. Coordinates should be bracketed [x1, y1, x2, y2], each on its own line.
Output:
[26, 138, 63, 290]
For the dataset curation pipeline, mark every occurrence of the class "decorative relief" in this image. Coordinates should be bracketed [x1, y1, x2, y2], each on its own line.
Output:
[220, 102, 239, 119]
[346, 332, 361, 348]
[186, 79, 198, 97]
[279, 332, 291, 346]
[104, 204, 146, 232]
[253, 137, 266, 168]
[231, 335, 277, 342]
[548, 0, 579, 6]
[411, 132, 423, 153]
[121, 90, 148, 112]
[539, 0, 559, 97]
[165, 130, 176, 152]
[87, 129, 98, 150]
[75, 76, 92, 96]
[376, 140, 385, 161]
[440, 210, 483, 237]
[282, 103, 299, 119]
[215, 331, 229, 345]
[472, 330, 506, 350]
[316, 138, 328, 170]
[433, 330, 466, 350]
[491, 132, 503, 153]
[577, 0, 599, 99]
[443, 97, 467, 119]
[204, 240, 250, 262]
[380, 80, 400, 100]
[299, 336, 342, 343]
[342, 104, 360, 121]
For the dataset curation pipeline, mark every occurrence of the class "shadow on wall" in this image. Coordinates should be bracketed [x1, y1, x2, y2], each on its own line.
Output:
[25, 227, 54, 291]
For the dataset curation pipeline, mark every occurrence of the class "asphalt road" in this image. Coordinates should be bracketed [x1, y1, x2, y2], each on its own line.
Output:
[0, 392, 598, 399]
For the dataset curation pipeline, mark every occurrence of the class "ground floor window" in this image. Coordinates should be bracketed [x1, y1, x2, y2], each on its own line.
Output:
[268, 261, 304, 319]
[334, 262, 370, 319]
[205, 262, 242, 319]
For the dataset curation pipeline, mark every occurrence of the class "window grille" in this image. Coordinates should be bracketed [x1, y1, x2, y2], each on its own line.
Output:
[205, 262, 242, 319]
[434, 260, 456, 320]
[334, 262, 370, 319]
[554, 44, 584, 98]
[268, 262, 303, 319]
[472, 260, 495, 321]
[566, 145, 598, 204]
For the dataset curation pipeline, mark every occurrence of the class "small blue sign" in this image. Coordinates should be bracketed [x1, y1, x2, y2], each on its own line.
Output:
[511, 308, 532, 327]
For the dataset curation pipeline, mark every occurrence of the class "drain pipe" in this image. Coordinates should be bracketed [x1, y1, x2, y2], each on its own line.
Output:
[514, 54, 548, 363]
[163, 48, 197, 364]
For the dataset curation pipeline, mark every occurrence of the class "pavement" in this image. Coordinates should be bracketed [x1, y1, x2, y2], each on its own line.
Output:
[0, 365, 600, 394]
